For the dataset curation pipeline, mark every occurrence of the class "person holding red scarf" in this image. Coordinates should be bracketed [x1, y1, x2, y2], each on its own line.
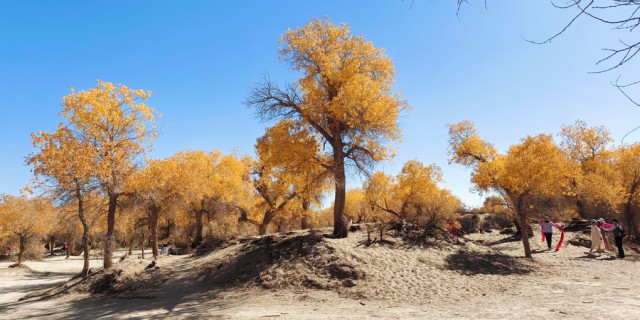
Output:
[539, 216, 563, 251]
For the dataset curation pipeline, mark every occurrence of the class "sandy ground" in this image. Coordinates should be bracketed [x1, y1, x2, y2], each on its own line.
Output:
[1, 229, 639, 319]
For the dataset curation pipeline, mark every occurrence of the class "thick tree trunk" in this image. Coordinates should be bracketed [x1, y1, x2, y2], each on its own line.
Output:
[192, 209, 204, 248]
[17, 235, 26, 266]
[259, 210, 277, 235]
[332, 143, 348, 238]
[301, 200, 312, 230]
[149, 206, 160, 259]
[517, 204, 532, 258]
[103, 195, 118, 269]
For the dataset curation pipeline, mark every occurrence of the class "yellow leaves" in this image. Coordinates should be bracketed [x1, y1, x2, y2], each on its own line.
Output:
[278, 17, 407, 161]
[448, 121, 497, 166]
[498, 134, 571, 197]
[449, 122, 574, 214]
[560, 120, 613, 163]
[0, 195, 55, 238]
[363, 160, 459, 224]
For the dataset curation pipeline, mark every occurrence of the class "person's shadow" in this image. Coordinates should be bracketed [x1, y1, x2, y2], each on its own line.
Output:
[531, 249, 549, 254]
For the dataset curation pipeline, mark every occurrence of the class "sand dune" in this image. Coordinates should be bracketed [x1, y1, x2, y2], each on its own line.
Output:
[1, 228, 639, 319]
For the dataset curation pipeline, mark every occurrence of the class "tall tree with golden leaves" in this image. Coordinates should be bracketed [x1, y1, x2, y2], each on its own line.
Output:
[60, 81, 157, 268]
[247, 18, 409, 237]
[28, 126, 98, 275]
[449, 121, 574, 258]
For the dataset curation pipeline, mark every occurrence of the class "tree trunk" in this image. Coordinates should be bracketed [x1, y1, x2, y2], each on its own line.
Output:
[74, 185, 91, 276]
[192, 209, 204, 248]
[624, 198, 638, 241]
[103, 195, 118, 269]
[332, 143, 349, 238]
[258, 210, 277, 235]
[517, 202, 532, 258]
[127, 231, 135, 256]
[576, 199, 587, 219]
[17, 235, 26, 266]
[301, 200, 312, 230]
[140, 228, 146, 259]
[160, 218, 174, 241]
[149, 205, 160, 259]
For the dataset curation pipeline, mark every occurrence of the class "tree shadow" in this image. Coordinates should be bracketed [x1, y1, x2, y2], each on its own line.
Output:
[445, 249, 533, 275]
[486, 234, 524, 246]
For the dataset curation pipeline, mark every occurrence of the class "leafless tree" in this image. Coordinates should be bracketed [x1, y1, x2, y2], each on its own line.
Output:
[457, 1, 640, 105]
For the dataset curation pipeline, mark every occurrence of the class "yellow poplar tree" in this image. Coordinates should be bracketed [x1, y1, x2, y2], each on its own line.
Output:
[127, 157, 182, 259]
[247, 18, 409, 238]
[364, 160, 460, 229]
[614, 144, 640, 239]
[449, 121, 573, 258]
[170, 150, 251, 246]
[28, 126, 97, 275]
[559, 120, 620, 216]
[0, 195, 54, 265]
[249, 120, 331, 233]
[60, 80, 157, 268]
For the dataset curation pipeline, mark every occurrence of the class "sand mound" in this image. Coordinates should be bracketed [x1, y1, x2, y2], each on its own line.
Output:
[198, 232, 366, 292]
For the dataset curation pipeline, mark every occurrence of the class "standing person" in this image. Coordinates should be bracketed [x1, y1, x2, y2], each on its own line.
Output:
[596, 218, 615, 251]
[589, 219, 604, 254]
[539, 216, 561, 251]
[63, 243, 68, 255]
[612, 219, 626, 259]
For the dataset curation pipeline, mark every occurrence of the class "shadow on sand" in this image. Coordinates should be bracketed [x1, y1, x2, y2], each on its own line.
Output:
[445, 249, 533, 275]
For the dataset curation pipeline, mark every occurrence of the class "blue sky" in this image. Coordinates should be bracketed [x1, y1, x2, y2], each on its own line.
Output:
[1, 1, 638, 207]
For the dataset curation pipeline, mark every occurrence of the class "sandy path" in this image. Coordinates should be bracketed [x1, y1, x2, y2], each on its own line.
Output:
[1, 232, 639, 319]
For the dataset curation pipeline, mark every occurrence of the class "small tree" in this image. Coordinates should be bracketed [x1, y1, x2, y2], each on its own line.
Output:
[0, 195, 53, 265]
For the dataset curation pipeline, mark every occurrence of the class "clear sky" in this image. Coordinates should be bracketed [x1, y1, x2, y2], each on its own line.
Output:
[1, 1, 639, 207]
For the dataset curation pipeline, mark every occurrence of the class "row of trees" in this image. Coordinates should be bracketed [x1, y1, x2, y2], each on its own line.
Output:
[449, 120, 640, 257]
[5, 15, 636, 274]
[0, 18, 415, 275]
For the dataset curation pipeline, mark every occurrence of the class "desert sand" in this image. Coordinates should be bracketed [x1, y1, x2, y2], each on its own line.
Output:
[1, 228, 639, 319]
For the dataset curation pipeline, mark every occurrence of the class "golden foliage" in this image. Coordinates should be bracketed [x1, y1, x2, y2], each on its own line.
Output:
[363, 160, 461, 228]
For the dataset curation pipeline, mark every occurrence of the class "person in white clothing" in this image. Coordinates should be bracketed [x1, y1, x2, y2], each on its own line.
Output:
[589, 219, 604, 254]
[539, 216, 561, 251]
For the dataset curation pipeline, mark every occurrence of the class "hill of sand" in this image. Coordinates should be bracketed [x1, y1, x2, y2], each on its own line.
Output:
[1, 226, 639, 319]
